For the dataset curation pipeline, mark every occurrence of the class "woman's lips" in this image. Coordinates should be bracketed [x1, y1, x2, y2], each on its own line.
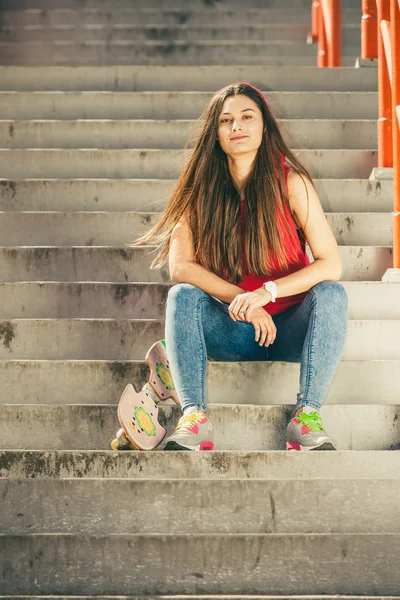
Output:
[231, 136, 248, 141]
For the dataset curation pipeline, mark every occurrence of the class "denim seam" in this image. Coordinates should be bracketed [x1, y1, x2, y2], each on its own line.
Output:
[301, 287, 318, 409]
[194, 296, 210, 412]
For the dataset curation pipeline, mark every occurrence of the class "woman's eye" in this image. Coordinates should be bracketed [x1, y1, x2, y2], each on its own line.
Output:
[220, 116, 252, 123]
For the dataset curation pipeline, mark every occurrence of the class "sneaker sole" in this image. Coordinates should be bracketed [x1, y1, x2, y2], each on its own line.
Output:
[286, 441, 337, 451]
[163, 440, 215, 451]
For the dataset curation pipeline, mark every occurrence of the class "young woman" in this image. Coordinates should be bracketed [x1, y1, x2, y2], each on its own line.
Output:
[133, 81, 348, 452]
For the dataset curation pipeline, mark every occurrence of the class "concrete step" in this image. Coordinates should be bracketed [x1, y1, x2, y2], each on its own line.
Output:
[328, 213, 391, 246]
[0, 357, 396, 407]
[0, 0, 363, 9]
[0, 318, 399, 361]
[0, 212, 390, 246]
[2, 404, 400, 451]
[0, 245, 392, 282]
[0, 65, 377, 92]
[0, 532, 399, 596]
[0, 358, 399, 406]
[0, 119, 377, 150]
[0, 149, 378, 179]
[0, 178, 391, 212]
[0, 597, 396, 600]
[0, 41, 361, 67]
[2, 478, 400, 535]
[2, 449, 399, 480]
[0, 23, 361, 44]
[0, 92, 379, 120]
[0, 281, 398, 320]
[0, 597, 394, 600]
[0, 8, 363, 28]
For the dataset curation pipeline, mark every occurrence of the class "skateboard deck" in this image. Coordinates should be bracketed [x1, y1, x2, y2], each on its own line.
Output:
[117, 383, 166, 451]
[146, 338, 180, 405]
[111, 339, 180, 451]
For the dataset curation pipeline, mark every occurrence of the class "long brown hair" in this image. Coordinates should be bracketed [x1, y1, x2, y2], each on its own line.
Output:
[132, 81, 314, 284]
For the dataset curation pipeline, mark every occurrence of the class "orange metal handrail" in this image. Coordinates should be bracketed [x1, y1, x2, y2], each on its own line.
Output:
[370, 0, 400, 267]
[377, 2, 393, 167]
[311, 1, 320, 42]
[310, 0, 341, 66]
[391, 0, 400, 267]
[313, 0, 400, 267]
[362, 0, 378, 57]
[360, 0, 400, 268]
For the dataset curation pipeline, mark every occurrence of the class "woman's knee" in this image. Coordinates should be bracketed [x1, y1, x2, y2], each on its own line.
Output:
[310, 280, 348, 312]
[166, 283, 209, 308]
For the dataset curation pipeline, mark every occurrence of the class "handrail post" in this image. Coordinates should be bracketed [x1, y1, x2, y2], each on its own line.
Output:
[330, 0, 342, 66]
[314, 0, 341, 67]
[377, 0, 393, 167]
[391, 0, 400, 267]
[317, 1, 328, 66]
[361, 0, 378, 58]
[311, 0, 320, 43]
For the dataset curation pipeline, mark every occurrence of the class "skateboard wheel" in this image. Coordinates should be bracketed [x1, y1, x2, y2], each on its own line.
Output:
[112, 428, 136, 451]
[110, 438, 120, 451]
[110, 437, 136, 451]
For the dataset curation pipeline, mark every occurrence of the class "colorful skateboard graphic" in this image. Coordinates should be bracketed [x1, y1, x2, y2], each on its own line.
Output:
[111, 339, 180, 451]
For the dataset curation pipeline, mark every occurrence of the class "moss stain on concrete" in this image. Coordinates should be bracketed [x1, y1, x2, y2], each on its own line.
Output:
[107, 361, 131, 381]
[0, 321, 15, 349]
[114, 284, 131, 304]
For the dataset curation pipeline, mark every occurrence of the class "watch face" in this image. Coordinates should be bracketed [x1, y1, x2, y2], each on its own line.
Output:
[265, 282, 276, 300]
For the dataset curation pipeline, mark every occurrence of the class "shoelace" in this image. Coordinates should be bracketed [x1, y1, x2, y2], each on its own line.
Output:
[176, 412, 206, 432]
[296, 411, 324, 433]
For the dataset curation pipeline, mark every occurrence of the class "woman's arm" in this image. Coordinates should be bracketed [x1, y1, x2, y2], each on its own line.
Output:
[261, 170, 342, 300]
[169, 215, 247, 304]
[173, 262, 247, 304]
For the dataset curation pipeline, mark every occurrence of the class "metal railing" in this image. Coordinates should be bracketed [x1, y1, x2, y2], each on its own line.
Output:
[310, 0, 400, 270]
[374, 0, 399, 268]
[310, 0, 342, 66]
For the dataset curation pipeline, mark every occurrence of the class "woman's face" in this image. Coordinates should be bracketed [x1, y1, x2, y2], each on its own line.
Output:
[216, 94, 264, 157]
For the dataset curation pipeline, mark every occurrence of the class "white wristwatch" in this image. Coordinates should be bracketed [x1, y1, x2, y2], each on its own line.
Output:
[263, 280, 277, 303]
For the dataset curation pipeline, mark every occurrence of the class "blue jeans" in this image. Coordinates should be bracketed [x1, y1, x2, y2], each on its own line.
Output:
[165, 280, 348, 413]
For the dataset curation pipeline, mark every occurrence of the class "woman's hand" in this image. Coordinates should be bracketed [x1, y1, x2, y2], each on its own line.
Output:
[228, 289, 272, 322]
[231, 304, 277, 347]
[228, 290, 276, 347]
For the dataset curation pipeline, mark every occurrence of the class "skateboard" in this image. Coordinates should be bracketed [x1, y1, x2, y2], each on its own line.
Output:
[111, 339, 180, 451]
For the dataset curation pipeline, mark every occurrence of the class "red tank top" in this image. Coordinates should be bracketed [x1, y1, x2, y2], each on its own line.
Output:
[194, 161, 310, 315]
[235, 163, 310, 315]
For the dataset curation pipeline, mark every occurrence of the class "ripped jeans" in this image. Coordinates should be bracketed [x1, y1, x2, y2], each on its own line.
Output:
[164, 280, 348, 413]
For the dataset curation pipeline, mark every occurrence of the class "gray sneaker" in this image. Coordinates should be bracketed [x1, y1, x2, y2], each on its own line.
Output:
[163, 410, 214, 451]
[286, 410, 337, 451]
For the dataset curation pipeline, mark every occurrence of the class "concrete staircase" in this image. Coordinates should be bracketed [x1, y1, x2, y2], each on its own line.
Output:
[1, 0, 400, 598]
[0, 0, 363, 65]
